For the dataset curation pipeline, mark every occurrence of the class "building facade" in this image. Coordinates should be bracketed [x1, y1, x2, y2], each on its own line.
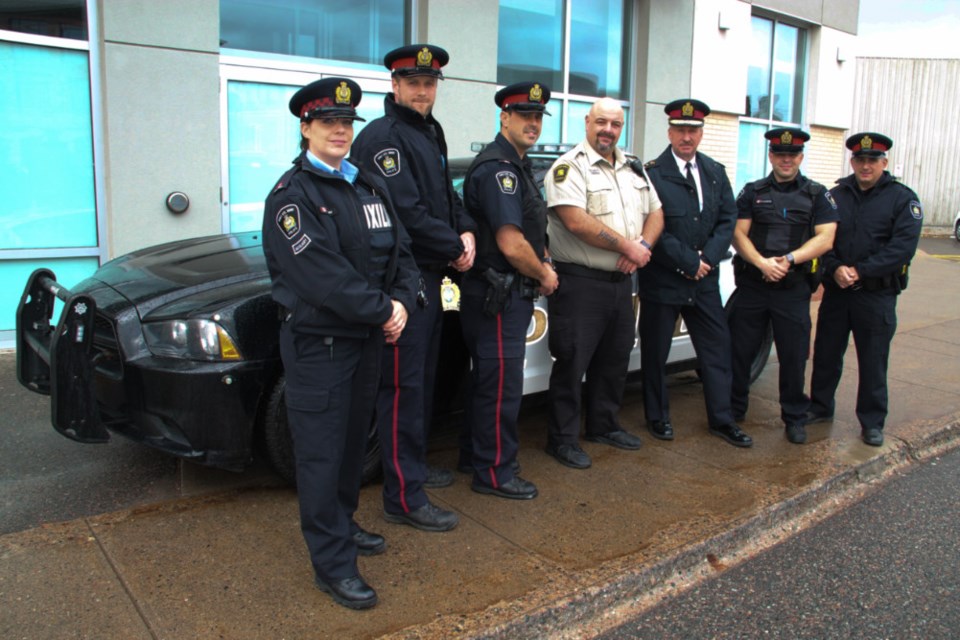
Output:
[0, 0, 859, 346]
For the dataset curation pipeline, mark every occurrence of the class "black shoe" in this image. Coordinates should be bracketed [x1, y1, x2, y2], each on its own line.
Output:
[785, 423, 807, 445]
[646, 420, 674, 441]
[586, 429, 642, 450]
[733, 414, 746, 423]
[804, 410, 833, 426]
[383, 502, 459, 532]
[861, 428, 884, 446]
[545, 443, 592, 469]
[314, 574, 377, 610]
[352, 529, 386, 556]
[471, 476, 538, 500]
[424, 465, 454, 488]
[709, 423, 754, 448]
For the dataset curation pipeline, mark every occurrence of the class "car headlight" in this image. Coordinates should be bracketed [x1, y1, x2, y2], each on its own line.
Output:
[143, 319, 242, 361]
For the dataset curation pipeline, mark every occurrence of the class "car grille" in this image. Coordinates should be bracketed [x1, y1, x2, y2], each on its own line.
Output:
[92, 313, 123, 378]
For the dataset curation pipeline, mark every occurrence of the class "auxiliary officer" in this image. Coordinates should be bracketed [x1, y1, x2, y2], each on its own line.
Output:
[542, 97, 664, 470]
[262, 78, 419, 609]
[351, 44, 474, 532]
[460, 82, 559, 499]
[807, 132, 922, 446]
[641, 99, 751, 447]
[729, 128, 837, 445]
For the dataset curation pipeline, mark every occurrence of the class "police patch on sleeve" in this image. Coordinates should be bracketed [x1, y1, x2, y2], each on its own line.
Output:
[291, 235, 311, 255]
[275, 204, 301, 239]
[374, 148, 401, 177]
[824, 191, 838, 210]
[553, 163, 570, 184]
[909, 200, 923, 219]
[496, 170, 518, 195]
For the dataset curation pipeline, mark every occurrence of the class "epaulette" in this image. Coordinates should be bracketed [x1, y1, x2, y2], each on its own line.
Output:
[643, 159, 658, 170]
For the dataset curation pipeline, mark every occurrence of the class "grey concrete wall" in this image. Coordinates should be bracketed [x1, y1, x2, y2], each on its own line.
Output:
[752, 0, 859, 33]
[97, 0, 221, 257]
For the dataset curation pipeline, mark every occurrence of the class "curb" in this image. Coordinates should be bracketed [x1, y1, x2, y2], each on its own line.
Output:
[395, 418, 960, 639]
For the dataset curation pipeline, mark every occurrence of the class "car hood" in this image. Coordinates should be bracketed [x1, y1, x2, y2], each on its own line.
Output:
[87, 232, 268, 309]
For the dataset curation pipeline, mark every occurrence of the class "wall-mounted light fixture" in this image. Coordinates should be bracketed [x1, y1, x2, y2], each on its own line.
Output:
[718, 11, 731, 31]
[166, 191, 190, 214]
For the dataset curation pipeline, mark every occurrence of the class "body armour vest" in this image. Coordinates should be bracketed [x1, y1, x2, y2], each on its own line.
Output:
[356, 181, 395, 293]
[465, 144, 547, 272]
[748, 177, 821, 257]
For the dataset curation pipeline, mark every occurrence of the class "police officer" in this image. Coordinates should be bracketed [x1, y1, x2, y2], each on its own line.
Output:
[542, 97, 664, 469]
[351, 44, 474, 531]
[807, 132, 922, 446]
[641, 99, 751, 447]
[459, 82, 559, 499]
[262, 78, 419, 609]
[730, 128, 838, 445]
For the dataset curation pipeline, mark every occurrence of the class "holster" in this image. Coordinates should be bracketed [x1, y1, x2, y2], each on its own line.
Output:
[482, 268, 515, 317]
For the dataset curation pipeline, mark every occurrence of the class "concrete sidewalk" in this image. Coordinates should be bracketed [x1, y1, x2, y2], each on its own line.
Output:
[2, 252, 959, 640]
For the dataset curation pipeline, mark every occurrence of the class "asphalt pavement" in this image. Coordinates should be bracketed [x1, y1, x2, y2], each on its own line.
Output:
[597, 446, 960, 639]
[1, 247, 959, 640]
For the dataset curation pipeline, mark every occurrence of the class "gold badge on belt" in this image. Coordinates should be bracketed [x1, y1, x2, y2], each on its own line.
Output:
[440, 276, 460, 311]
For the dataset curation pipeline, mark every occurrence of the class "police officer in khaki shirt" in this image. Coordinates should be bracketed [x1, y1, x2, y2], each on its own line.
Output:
[542, 97, 665, 469]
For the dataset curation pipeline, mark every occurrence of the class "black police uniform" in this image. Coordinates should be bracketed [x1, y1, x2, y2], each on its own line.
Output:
[460, 133, 546, 489]
[809, 170, 922, 433]
[641, 146, 738, 431]
[350, 92, 477, 516]
[262, 153, 418, 584]
[729, 172, 838, 427]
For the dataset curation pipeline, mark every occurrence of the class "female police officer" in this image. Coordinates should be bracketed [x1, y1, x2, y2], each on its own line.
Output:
[262, 77, 419, 609]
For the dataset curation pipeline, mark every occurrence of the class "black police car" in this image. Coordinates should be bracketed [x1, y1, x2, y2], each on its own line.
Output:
[16, 147, 771, 486]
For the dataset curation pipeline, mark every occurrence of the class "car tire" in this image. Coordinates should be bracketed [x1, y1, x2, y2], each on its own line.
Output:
[261, 375, 382, 487]
[954, 217, 960, 242]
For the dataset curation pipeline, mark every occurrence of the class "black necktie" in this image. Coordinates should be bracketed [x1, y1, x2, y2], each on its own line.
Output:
[684, 161, 696, 188]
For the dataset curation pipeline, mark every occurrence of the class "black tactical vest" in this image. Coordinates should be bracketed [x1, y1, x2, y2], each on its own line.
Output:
[356, 182, 395, 292]
[465, 143, 547, 272]
[748, 177, 822, 257]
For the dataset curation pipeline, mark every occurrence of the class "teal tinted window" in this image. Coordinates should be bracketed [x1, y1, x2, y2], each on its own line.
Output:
[226, 80, 385, 233]
[0, 41, 96, 249]
[497, 0, 564, 90]
[498, 0, 630, 101]
[569, 0, 630, 98]
[736, 121, 770, 193]
[220, 0, 407, 65]
[564, 101, 629, 149]
[746, 15, 806, 123]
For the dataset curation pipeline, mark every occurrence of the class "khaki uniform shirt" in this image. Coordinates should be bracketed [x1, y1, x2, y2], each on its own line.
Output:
[544, 141, 661, 271]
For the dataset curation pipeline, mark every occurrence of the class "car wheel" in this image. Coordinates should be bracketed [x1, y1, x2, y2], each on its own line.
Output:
[954, 217, 960, 242]
[261, 375, 382, 487]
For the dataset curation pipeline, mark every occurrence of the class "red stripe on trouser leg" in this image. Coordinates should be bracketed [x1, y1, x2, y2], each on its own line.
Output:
[391, 344, 409, 512]
[486, 312, 505, 489]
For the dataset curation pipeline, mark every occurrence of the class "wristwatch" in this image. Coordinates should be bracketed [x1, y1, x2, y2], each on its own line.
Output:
[785, 253, 795, 265]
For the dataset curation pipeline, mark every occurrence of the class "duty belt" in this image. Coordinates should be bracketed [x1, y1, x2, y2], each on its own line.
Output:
[554, 261, 627, 283]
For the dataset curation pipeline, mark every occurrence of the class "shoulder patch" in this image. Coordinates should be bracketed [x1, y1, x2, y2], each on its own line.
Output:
[553, 163, 571, 184]
[373, 148, 401, 177]
[275, 204, 301, 239]
[291, 235, 311, 255]
[496, 170, 518, 195]
[824, 191, 838, 210]
[909, 200, 923, 220]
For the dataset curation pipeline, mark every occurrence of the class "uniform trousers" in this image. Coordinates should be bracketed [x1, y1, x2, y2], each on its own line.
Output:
[279, 321, 381, 582]
[547, 272, 635, 447]
[809, 285, 898, 431]
[729, 280, 812, 426]
[640, 290, 736, 428]
[459, 275, 531, 488]
[377, 269, 444, 515]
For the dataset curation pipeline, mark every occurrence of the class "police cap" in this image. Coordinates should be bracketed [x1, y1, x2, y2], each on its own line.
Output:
[384, 44, 449, 78]
[765, 127, 809, 153]
[495, 82, 552, 115]
[846, 132, 892, 157]
[664, 99, 710, 127]
[289, 77, 365, 122]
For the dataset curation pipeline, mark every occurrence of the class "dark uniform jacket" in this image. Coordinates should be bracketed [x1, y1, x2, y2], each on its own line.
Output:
[262, 153, 419, 337]
[821, 171, 922, 285]
[641, 145, 737, 305]
[463, 133, 547, 274]
[350, 94, 477, 269]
